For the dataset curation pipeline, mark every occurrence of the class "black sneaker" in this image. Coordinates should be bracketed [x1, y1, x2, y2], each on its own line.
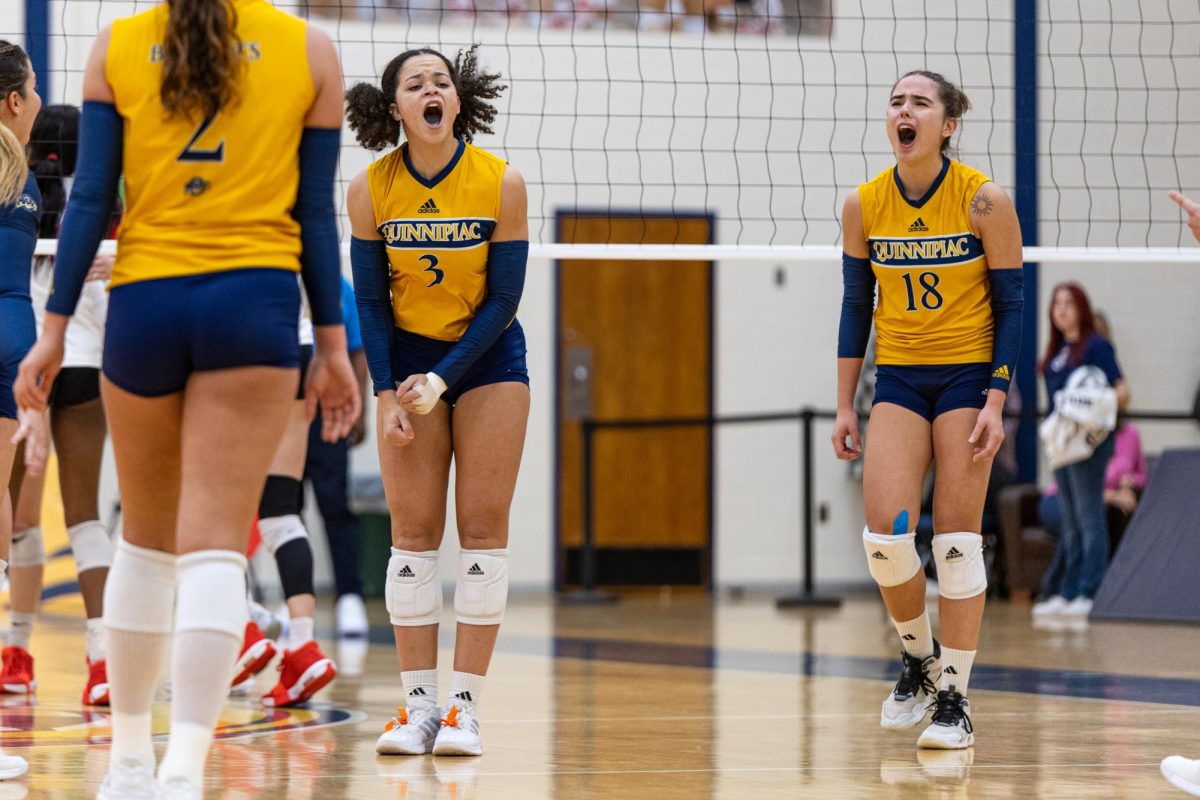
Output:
[917, 688, 974, 749]
[880, 639, 941, 730]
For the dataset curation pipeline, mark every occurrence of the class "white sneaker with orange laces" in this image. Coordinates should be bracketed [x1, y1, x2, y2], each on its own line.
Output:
[376, 703, 441, 755]
[432, 702, 482, 756]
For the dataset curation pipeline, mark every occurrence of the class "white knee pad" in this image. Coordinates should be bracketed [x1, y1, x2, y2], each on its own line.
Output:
[455, 549, 509, 626]
[932, 532, 987, 600]
[175, 550, 250, 639]
[10, 526, 45, 568]
[258, 514, 309, 556]
[386, 549, 442, 626]
[863, 528, 922, 588]
[104, 538, 177, 635]
[68, 520, 113, 574]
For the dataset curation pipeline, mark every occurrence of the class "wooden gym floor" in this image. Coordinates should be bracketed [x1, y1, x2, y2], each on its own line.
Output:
[5, 589, 1200, 798]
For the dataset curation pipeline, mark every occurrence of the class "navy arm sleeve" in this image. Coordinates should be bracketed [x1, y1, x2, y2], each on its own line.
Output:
[45, 101, 123, 316]
[292, 128, 343, 327]
[431, 240, 528, 389]
[837, 253, 875, 358]
[988, 268, 1024, 391]
[349, 237, 396, 394]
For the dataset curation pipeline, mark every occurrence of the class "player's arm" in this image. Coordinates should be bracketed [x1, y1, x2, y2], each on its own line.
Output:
[834, 190, 873, 460]
[19, 25, 121, 412]
[968, 181, 1024, 461]
[347, 170, 396, 397]
[399, 165, 529, 413]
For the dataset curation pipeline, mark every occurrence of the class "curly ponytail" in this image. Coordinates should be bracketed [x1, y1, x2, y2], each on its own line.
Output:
[346, 44, 506, 150]
[161, 0, 241, 120]
[29, 104, 80, 238]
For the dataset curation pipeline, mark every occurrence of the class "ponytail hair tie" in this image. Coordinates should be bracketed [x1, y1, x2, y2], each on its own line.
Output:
[47, 153, 58, 161]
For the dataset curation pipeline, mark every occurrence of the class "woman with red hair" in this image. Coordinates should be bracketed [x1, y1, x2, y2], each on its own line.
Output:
[1039, 282, 1130, 617]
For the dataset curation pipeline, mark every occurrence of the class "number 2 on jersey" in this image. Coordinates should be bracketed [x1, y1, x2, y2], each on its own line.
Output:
[178, 111, 226, 163]
[901, 271, 943, 311]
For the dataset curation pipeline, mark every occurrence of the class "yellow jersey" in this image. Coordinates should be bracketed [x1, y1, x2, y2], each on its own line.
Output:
[368, 140, 507, 341]
[105, 0, 314, 287]
[859, 158, 993, 365]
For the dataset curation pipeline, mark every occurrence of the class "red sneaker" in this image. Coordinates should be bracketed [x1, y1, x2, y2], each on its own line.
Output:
[82, 659, 110, 706]
[0, 646, 35, 693]
[232, 621, 277, 687]
[260, 641, 336, 708]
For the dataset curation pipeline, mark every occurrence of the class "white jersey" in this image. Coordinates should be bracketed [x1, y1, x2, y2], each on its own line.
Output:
[31, 256, 108, 369]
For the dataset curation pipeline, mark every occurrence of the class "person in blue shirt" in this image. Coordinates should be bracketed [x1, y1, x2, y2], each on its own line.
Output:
[0, 39, 44, 782]
[1039, 282, 1129, 618]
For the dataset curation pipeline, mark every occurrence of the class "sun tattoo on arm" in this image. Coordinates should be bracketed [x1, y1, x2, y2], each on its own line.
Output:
[971, 193, 994, 217]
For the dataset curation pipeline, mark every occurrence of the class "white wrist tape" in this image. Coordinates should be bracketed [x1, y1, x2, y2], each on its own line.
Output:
[410, 373, 447, 415]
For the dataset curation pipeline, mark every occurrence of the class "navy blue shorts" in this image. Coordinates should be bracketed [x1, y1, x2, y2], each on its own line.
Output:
[873, 363, 990, 422]
[392, 320, 529, 406]
[0, 298, 35, 420]
[103, 268, 301, 398]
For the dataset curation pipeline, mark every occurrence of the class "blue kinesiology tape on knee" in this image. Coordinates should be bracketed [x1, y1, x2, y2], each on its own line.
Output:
[892, 510, 909, 535]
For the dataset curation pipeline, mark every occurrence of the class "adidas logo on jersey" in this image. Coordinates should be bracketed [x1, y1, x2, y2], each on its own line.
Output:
[908, 217, 929, 232]
[418, 197, 440, 214]
[871, 551, 888, 560]
[468, 563, 485, 576]
[944, 547, 964, 560]
[397, 565, 416, 578]
[992, 364, 1011, 381]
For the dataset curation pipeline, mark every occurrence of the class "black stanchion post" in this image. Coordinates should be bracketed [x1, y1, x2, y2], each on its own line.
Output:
[776, 408, 842, 609]
[560, 418, 618, 605]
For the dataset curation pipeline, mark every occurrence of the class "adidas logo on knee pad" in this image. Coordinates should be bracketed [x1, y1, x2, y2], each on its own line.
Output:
[467, 563, 484, 576]
[397, 565, 415, 578]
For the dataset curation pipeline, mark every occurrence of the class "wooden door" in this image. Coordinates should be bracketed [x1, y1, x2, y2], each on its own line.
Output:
[556, 212, 713, 588]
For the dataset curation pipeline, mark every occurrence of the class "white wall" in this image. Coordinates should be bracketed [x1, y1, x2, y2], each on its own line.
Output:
[5, 2, 1199, 592]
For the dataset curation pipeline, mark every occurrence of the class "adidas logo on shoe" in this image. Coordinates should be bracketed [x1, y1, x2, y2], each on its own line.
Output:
[871, 551, 888, 560]
[908, 217, 929, 232]
[468, 564, 485, 576]
[418, 197, 440, 214]
[397, 565, 416, 578]
[944, 547, 964, 560]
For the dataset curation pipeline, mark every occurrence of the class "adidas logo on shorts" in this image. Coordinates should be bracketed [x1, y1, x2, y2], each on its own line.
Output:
[908, 217, 929, 232]
[871, 551, 888, 560]
[418, 197, 440, 214]
[944, 547, 964, 560]
[468, 563, 485, 576]
[397, 565, 416, 578]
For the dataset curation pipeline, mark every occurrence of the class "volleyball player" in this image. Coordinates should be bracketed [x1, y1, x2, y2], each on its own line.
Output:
[833, 71, 1024, 750]
[1159, 187, 1200, 796]
[0, 38, 43, 782]
[2, 103, 117, 707]
[345, 45, 529, 757]
[13, 1, 359, 795]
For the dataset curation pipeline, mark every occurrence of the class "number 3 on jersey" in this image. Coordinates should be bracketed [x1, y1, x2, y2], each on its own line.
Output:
[420, 254, 444, 287]
[901, 271, 943, 311]
[178, 111, 226, 163]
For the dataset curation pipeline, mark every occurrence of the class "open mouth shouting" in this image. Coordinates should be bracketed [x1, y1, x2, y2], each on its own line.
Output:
[423, 101, 444, 129]
[897, 121, 917, 148]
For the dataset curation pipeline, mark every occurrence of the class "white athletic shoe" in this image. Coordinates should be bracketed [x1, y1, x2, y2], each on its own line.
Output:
[336, 594, 369, 638]
[1162, 756, 1200, 796]
[157, 776, 203, 800]
[1061, 597, 1094, 617]
[917, 690, 974, 750]
[96, 755, 154, 799]
[376, 703, 441, 755]
[432, 702, 483, 756]
[0, 748, 26, 781]
[1031, 595, 1067, 617]
[881, 642, 941, 731]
